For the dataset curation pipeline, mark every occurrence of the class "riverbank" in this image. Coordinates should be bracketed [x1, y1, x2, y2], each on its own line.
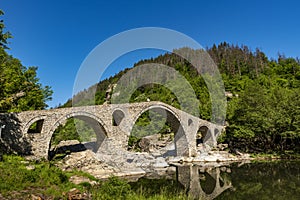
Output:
[51, 148, 251, 180]
[1, 151, 300, 199]
[52, 147, 300, 181]
[0, 154, 187, 200]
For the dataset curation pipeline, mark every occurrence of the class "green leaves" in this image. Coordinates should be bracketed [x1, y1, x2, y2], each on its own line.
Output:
[0, 10, 12, 49]
[0, 53, 53, 112]
[226, 70, 300, 153]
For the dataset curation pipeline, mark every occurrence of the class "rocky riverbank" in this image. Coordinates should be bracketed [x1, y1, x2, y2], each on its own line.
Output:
[53, 140, 252, 182]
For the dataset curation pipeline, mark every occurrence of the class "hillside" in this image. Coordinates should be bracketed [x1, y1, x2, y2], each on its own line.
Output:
[58, 42, 300, 154]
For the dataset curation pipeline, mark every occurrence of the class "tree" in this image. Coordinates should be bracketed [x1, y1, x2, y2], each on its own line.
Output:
[226, 80, 300, 153]
[0, 10, 11, 49]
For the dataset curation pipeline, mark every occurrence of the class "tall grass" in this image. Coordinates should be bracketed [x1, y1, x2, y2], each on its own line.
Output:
[0, 155, 189, 199]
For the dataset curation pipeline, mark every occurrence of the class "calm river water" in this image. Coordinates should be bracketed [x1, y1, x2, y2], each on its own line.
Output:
[130, 160, 300, 199]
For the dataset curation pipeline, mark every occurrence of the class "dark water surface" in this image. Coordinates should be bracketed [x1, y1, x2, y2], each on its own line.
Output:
[131, 160, 300, 199]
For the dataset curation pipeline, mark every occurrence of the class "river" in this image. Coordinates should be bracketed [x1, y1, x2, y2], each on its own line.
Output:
[129, 160, 300, 199]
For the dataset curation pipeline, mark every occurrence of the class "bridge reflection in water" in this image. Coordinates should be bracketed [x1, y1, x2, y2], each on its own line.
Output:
[176, 165, 232, 200]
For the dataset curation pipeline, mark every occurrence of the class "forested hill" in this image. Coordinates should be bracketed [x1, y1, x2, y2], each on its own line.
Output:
[62, 42, 300, 154]
[63, 42, 272, 109]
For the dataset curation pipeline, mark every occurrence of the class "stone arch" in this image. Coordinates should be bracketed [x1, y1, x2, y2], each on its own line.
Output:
[132, 104, 181, 126]
[47, 111, 108, 158]
[131, 104, 189, 156]
[23, 115, 47, 134]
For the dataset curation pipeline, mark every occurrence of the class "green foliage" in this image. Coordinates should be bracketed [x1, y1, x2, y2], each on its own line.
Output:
[89, 176, 187, 200]
[128, 110, 172, 151]
[129, 84, 180, 110]
[225, 61, 300, 153]
[0, 10, 12, 49]
[0, 155, 187, 199]
[0, 154, 189, 199]
[129, 177, 185, 198]
[51, 119, 81, 145]
[92, 176, 132, 199]
[0, 155, 75, 198]
[131, 111, 169, 138]
[128, 135, 141, 151]
[51, 118, 96, 145]
[218, 161, 300, 199]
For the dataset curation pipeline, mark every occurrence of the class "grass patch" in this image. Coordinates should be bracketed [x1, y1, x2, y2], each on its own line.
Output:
[89, 177, 188, 200]
[0, 155, 77, 198]
[250, 152, 300, 160]
[0, 155, 189, 199]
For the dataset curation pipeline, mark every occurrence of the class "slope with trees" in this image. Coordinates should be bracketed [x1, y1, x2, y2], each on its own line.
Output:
[56, 45, 300, 155]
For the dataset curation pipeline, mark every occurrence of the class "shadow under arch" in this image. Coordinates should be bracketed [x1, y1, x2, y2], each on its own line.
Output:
[47, 111, 108, 160]
[130, 104, 189, 157]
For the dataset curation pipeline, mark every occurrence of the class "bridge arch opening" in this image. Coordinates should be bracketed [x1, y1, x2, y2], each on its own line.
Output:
[196, 126, 214, 147]
[27, 119, 44, 133]
[24, 116, 47, 134]
[129, 105, 189, 157]
[112, 109, 125, 126]
[48, 112, 107, 160]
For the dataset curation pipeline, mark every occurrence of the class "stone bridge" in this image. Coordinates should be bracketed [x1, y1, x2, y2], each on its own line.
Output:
[0, 101, 223, 160]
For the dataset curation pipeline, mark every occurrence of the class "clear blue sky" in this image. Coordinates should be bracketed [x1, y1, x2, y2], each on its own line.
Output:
[2, 0, 300, 108]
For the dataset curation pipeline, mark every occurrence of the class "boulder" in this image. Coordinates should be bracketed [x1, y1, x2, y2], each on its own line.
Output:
[138, 134, 173, 153]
